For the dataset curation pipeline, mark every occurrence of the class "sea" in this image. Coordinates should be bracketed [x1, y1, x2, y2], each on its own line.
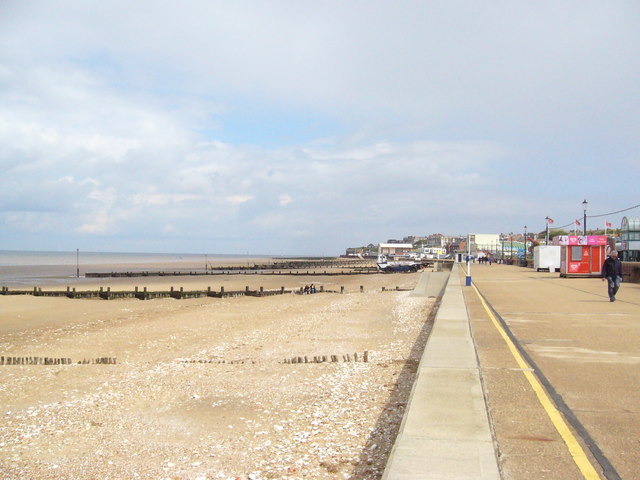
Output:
[0, 250, 270, 286]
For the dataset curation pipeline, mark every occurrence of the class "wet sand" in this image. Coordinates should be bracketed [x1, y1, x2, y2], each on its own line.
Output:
[0, 267, 435, 479]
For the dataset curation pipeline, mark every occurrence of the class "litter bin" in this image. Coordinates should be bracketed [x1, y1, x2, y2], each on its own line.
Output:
[465, 276, 472, 286]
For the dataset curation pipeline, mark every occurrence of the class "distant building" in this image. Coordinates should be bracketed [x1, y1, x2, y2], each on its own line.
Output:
[502, 240, 524, 258]
[620, 216, 640, 261]
[426, 234, 446, 248]
[447, 236, 466, 253]
[344, 244, 377, 257]
[404, 235, 428, 245]
[469, 233, 501, 252]
[378, 243, 414, 255]
[421, 246, 447, 257]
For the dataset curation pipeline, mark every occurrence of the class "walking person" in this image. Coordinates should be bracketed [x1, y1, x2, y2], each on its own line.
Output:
[601, 250, 623, 302]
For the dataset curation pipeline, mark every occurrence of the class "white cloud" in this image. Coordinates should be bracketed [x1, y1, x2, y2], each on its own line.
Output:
[131, 193, 201, 207]
[225, 195, 254, 205]
[76, 215, 111, 235]
[278, 194, 293, 206]
[75, 187, 133, 235]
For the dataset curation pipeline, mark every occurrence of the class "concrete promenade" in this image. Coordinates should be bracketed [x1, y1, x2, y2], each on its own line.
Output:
[383, 264, 501, 479]
[385, 262, 640, 480]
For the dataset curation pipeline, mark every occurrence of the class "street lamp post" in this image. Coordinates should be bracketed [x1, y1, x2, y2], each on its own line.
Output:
[523, 226, 527, 266]
[510, 233, 513, 263]
[466, 233, 472, 286]
[582, 199, 588, 235]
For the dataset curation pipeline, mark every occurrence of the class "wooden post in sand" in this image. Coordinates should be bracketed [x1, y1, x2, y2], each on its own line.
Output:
[340, 286, 344, 294]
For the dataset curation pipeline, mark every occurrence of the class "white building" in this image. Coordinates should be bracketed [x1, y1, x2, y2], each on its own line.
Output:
[468, 233, 501, 252]
[378, 243, 414, 255]
[421, 247, 447, 258]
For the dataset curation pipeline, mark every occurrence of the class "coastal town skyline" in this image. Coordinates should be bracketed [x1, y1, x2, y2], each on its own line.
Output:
[1, 2, 639, 256]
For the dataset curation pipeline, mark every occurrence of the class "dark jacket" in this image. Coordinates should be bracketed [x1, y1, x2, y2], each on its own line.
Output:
[601, 256, 623, 278]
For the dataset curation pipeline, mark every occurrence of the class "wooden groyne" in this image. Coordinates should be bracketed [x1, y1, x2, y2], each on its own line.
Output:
[81, 258, 379, 278]
[1, 356, 116, 365]
[0, 284, 351, 300]
[284, 351, 369, 364]
[0, 283, 413, 300]
[85, 267, 379, 278]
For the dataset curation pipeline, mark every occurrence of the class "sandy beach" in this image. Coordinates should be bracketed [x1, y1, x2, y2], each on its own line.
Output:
[0, 264, 436, 480]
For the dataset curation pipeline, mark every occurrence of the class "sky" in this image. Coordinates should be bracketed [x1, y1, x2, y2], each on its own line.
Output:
[1, 1, 639, 256]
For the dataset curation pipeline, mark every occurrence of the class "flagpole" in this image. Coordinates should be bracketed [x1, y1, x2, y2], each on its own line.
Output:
[545, 217, 549, 245]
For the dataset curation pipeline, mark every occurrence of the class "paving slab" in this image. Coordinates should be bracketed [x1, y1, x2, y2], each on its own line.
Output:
[383, 438, 499, 480]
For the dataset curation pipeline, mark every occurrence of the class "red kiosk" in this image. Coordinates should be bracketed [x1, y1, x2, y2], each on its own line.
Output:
[553, 235, 608, 277]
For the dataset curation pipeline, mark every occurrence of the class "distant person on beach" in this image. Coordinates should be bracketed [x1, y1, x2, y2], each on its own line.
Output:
[601, 250, 623, 302]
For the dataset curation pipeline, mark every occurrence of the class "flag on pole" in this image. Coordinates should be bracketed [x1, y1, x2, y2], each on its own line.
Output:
[605, 221, 612, 228]
[547, 218, 554, 224]
[575, 219, 581, 226]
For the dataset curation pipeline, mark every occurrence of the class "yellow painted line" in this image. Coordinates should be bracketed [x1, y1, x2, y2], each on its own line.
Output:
[470, 282, 603, 480]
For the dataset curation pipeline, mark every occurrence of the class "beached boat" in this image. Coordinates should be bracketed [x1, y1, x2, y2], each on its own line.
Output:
[376, 254, 420, 273]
